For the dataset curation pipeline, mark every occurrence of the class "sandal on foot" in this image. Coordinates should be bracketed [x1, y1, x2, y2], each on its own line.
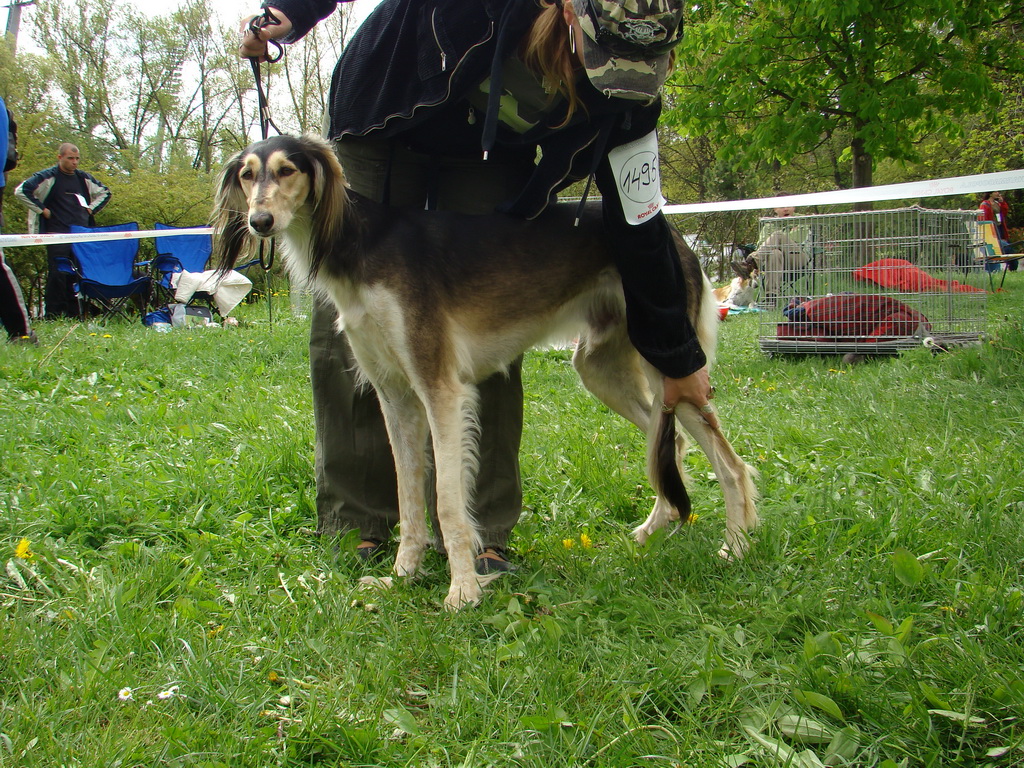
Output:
[476, 547, 516, 575]
[356, 539, 385, 562]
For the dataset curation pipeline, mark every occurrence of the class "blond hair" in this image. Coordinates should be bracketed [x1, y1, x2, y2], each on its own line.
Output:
[521, 1, 583, 125]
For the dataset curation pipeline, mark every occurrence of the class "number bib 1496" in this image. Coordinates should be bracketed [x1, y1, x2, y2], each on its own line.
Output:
[607, 130, 664, 225]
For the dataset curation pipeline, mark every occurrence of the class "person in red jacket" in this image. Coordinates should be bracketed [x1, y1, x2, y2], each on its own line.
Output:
[992, 191, 1017, 271]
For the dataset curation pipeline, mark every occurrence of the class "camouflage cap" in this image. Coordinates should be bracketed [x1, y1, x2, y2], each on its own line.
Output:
[572, 0, 684, 102]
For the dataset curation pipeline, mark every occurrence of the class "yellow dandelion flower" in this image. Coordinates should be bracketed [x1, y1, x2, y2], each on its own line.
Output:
[89, 332, 97, 337]
[14, 538, 35, 560]
[207, 624, 225, 639]
[687, 513, 699, 525]
[562, 538, 575, 549]
[102, 334, 112, 339]
[580, 533, 593, 548]
[268, 670, 282, 683]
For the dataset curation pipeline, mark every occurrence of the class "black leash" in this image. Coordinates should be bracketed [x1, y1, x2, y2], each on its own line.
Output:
[247, 9, 284, 141]
[247, 8, 283, 323]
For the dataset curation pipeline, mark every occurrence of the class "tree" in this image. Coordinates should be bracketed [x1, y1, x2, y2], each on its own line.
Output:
[668, 0, 1023, 203]
[276, 11, 352, 135]
[28, 0, 282, 171]
[31, 0, 141, 163]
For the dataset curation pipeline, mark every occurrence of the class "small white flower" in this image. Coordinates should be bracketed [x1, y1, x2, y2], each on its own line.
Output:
[157, 685, 180, 700]
[279, 695, 292, 706]
[118, 687, 133, 702]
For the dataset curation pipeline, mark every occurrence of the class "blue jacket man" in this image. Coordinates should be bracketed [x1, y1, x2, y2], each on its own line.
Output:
[0, 96, 35, 342]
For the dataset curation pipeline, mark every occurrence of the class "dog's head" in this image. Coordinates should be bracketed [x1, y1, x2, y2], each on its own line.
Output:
[212, 133, 348, 275]
[730, 256, 759, 281]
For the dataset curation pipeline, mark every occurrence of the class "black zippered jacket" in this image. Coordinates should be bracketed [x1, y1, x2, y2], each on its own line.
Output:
[265, 0, 706, 378]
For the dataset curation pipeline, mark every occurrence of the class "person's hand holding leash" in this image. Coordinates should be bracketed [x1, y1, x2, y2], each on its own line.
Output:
[239, 8, 291, 61]
[663, 367, 719, 429]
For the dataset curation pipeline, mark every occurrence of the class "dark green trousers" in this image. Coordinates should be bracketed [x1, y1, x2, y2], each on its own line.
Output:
[311, 137, 533, 550]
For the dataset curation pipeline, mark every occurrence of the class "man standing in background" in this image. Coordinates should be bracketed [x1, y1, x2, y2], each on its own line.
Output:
[14, 143, 111, 318]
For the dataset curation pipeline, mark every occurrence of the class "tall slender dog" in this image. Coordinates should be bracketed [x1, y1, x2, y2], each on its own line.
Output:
[213, 134, 757, 610]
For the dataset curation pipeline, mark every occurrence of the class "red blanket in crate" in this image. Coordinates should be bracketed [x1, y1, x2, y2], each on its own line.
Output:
[777, 294, 932, 342]
[853, 258, 983, 293]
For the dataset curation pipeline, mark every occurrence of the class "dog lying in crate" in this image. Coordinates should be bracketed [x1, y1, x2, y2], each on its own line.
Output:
[714, 260, 760, 309]
[211, 134, 758, 609]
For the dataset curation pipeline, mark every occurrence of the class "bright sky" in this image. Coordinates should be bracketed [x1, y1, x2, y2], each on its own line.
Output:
[9, 0, 382, 48]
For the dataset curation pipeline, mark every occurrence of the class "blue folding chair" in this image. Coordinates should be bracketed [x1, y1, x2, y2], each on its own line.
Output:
[60, 223, 151, 322]
[152, 222, 215, 310]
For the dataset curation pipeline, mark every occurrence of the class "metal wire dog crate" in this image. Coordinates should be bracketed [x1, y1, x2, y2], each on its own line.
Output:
[755, 207, 988, 356]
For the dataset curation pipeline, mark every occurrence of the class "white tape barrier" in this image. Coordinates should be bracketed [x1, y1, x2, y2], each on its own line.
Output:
[662, 168, 1024, 215]
[1, 166, 1022, 247]
[0, 226, 213, 249]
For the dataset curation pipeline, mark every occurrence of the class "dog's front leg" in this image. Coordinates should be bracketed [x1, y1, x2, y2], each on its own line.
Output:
[376, 388, 431, 579]
[424, 382, 483, 610]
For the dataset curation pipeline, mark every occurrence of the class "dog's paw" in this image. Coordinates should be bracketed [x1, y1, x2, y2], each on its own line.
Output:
[443, 581, 482, 611]
[632, 525, 652, 545]
[358, 575, 395, 590]
[393, 550, 423, 578]
[717, 537, 749, 562]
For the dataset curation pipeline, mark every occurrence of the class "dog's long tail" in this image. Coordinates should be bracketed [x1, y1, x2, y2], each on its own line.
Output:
[650, 411, 691, 521]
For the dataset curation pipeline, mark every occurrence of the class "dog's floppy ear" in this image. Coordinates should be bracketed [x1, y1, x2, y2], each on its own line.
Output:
[731, 254, 760, 279]
[299, 133, 349, 276]
[730, 259, 752, 280]
[212, 150, 253, 274]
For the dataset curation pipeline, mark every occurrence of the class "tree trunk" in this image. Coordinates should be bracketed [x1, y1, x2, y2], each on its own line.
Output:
[851, 134, 873, 212]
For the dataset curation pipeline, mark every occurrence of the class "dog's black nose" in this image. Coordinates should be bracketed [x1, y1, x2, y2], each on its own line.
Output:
[250, 211, 274, 235]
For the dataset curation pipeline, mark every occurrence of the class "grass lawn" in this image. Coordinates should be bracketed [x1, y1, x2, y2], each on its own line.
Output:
[2, 275, 1023, 767]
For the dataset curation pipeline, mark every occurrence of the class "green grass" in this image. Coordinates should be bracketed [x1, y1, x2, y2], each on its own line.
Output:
[2, 279, 1024, 767]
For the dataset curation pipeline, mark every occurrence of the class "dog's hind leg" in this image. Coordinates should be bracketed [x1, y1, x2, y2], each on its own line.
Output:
[422, 379, 484, 611]
[671, 405, 759, 559]
[375, 387, 432, 580]
[573, 330, 654, 428]
[574, 323, 757, 555]
[573, 331, 688, 544]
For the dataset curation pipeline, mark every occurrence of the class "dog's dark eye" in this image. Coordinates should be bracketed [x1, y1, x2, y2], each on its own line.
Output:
[278, 167, 296, 178]
[240, 168, 254, 181]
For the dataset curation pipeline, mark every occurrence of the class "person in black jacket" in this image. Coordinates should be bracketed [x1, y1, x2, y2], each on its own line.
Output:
[240, 0, 715, 572]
